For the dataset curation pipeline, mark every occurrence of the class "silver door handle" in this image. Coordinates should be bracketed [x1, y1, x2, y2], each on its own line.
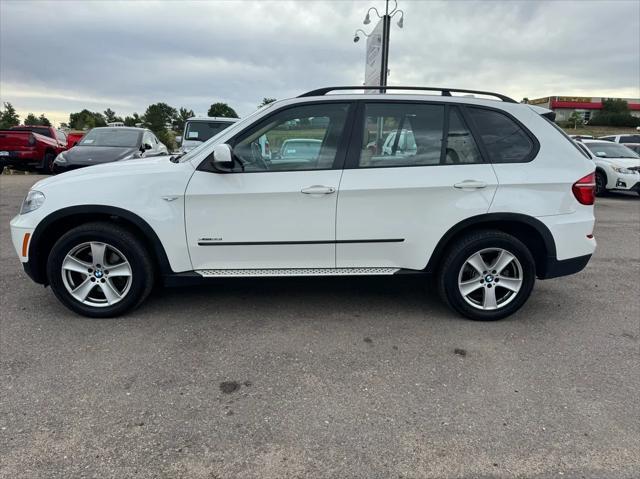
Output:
[454, 180, 487, 189]
[301, 185, 336, 195]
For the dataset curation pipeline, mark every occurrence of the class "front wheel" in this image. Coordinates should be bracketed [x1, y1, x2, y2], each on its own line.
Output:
[46, 222, 155, 318]
[437, 230, 536, 321]
[40, 152, 57, 174]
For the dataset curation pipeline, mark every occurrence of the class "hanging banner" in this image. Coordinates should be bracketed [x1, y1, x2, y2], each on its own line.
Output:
[364, 19, 384, 91]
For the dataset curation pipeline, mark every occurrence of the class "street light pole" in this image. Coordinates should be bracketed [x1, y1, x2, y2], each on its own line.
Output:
[355, 0, 404, 90]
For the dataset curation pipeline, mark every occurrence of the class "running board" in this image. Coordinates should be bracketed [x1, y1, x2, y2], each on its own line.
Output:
[196, 267, 400, 277]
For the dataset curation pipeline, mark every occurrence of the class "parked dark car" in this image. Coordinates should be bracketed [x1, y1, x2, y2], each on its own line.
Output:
[54, 127, 168, 172]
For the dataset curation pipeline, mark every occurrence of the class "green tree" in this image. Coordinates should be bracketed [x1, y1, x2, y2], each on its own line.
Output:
[567, 111, 583, 129]
[590, 99, 640, 127]
[103, 108, 123, 124]
[24, 113, 41, 126]
[69, 109, 107, 130]
[174, 107, 195, 132]
[123, 113, 141, 127]
[258, 97, 277, 108]
[0, 102, 20, 128]
[156, 129, 177, 152]
[38, 114, 51, 126]
[207, 102, 238, 118]
[143, 102, 177, 133]
[601, 98, 629, 114]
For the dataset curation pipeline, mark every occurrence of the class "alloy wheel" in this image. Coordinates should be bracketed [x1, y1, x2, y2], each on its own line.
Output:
[61, 241, 132, 307]
[457, 247, 523, 310]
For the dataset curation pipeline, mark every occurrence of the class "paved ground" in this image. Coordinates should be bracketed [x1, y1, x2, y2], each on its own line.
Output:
[1, 174, 638, 479]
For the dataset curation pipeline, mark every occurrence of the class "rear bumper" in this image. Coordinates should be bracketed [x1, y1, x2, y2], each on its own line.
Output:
[539, 254, 591, 279]
[0, 150, 41, 169]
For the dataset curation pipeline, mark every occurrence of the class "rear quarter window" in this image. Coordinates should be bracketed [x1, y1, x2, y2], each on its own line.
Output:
[467, 107, 535, 163]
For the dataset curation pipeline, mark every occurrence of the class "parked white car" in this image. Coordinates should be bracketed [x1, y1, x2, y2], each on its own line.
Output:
[576, 139, 640, 196]
[177, 117, 238, 153]
[10, 86, 596, 320]
[598, 133, 640, 145]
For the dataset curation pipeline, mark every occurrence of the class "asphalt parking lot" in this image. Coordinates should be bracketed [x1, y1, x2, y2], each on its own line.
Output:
[1, 174, 638, 479]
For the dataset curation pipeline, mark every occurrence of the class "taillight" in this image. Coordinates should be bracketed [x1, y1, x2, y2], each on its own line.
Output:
[28, 134, 36, 146]
[572, 172, 595, 205]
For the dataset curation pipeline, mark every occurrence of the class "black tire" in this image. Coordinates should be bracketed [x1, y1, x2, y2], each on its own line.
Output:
[46, 222, 154, 318]
[595, 170, 608, 197]
[437, 230, 536, 321]
[40, 152, 57, 174]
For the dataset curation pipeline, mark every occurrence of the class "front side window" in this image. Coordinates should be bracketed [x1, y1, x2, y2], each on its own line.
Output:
[231, 103, 349, 172]
[468, 107, 534, 163]
[56, 130, 67, 143]
[142, 132, 153, 147]
[359, 103, 444, 167]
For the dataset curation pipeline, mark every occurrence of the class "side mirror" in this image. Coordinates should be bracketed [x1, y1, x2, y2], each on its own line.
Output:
[211, 143, 234, 170]
[175, 136, 182, 144]
[143, 143, 152, 151]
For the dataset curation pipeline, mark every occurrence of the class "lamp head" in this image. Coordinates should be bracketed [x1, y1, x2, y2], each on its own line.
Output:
[364, 12, 371, 25]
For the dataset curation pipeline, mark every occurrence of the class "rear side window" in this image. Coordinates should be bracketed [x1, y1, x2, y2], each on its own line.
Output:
[620, 135, 640, 144]
[467, 108, 534, 163]
[359, 103, 444, 167]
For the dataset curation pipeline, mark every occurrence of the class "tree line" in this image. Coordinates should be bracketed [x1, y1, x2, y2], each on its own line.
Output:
[1, 100, 254, 151]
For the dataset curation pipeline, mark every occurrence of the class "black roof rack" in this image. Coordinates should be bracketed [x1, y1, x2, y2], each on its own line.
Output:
[298, 86, 517, 103]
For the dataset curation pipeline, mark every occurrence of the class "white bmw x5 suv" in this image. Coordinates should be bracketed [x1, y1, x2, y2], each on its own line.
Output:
[10, 86, 597, 320]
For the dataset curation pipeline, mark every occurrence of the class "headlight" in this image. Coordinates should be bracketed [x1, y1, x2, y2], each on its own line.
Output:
[20, 190, 45, 215]
[55, 152, 66, 163]
[611, 166, 635, 174]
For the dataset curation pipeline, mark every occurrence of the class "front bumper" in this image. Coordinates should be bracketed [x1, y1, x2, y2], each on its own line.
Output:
[609, 172, 640, 192]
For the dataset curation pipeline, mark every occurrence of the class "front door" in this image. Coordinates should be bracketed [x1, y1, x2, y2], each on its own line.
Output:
[336, 101, 499, 270]
[185, 102, 353, 270]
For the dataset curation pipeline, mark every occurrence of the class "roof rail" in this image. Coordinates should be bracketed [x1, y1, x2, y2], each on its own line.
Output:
[298, 86, 518, 103]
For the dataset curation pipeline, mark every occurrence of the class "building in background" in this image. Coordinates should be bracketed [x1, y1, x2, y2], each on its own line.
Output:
[528, 96, 640, 122]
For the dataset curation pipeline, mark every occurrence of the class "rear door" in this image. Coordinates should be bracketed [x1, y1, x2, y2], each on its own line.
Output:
[336, 101, 499, 270]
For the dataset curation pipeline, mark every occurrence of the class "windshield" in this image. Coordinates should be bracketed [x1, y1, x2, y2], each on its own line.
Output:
[185, 121, 233, 142]
[585, 142, 640, 159]
[79, 128, 141, 147]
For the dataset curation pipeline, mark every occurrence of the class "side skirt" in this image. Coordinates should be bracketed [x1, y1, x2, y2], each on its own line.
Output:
[162, 267, 428, 287]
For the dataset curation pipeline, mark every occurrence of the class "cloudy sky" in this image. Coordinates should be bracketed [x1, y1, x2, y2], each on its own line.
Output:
[1, 0, 639, 126]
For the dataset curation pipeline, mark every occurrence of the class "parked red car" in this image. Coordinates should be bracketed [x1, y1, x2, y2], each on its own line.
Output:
[0, 126, 68, 173]
[66, 131, 85, 149]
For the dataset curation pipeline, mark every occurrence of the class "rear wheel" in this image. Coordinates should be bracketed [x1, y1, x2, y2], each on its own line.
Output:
[595, 171, 608, 197]
[46, 222, 154, 318]
[40, 152, 57, 174]
[437, 230, 536, 321]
